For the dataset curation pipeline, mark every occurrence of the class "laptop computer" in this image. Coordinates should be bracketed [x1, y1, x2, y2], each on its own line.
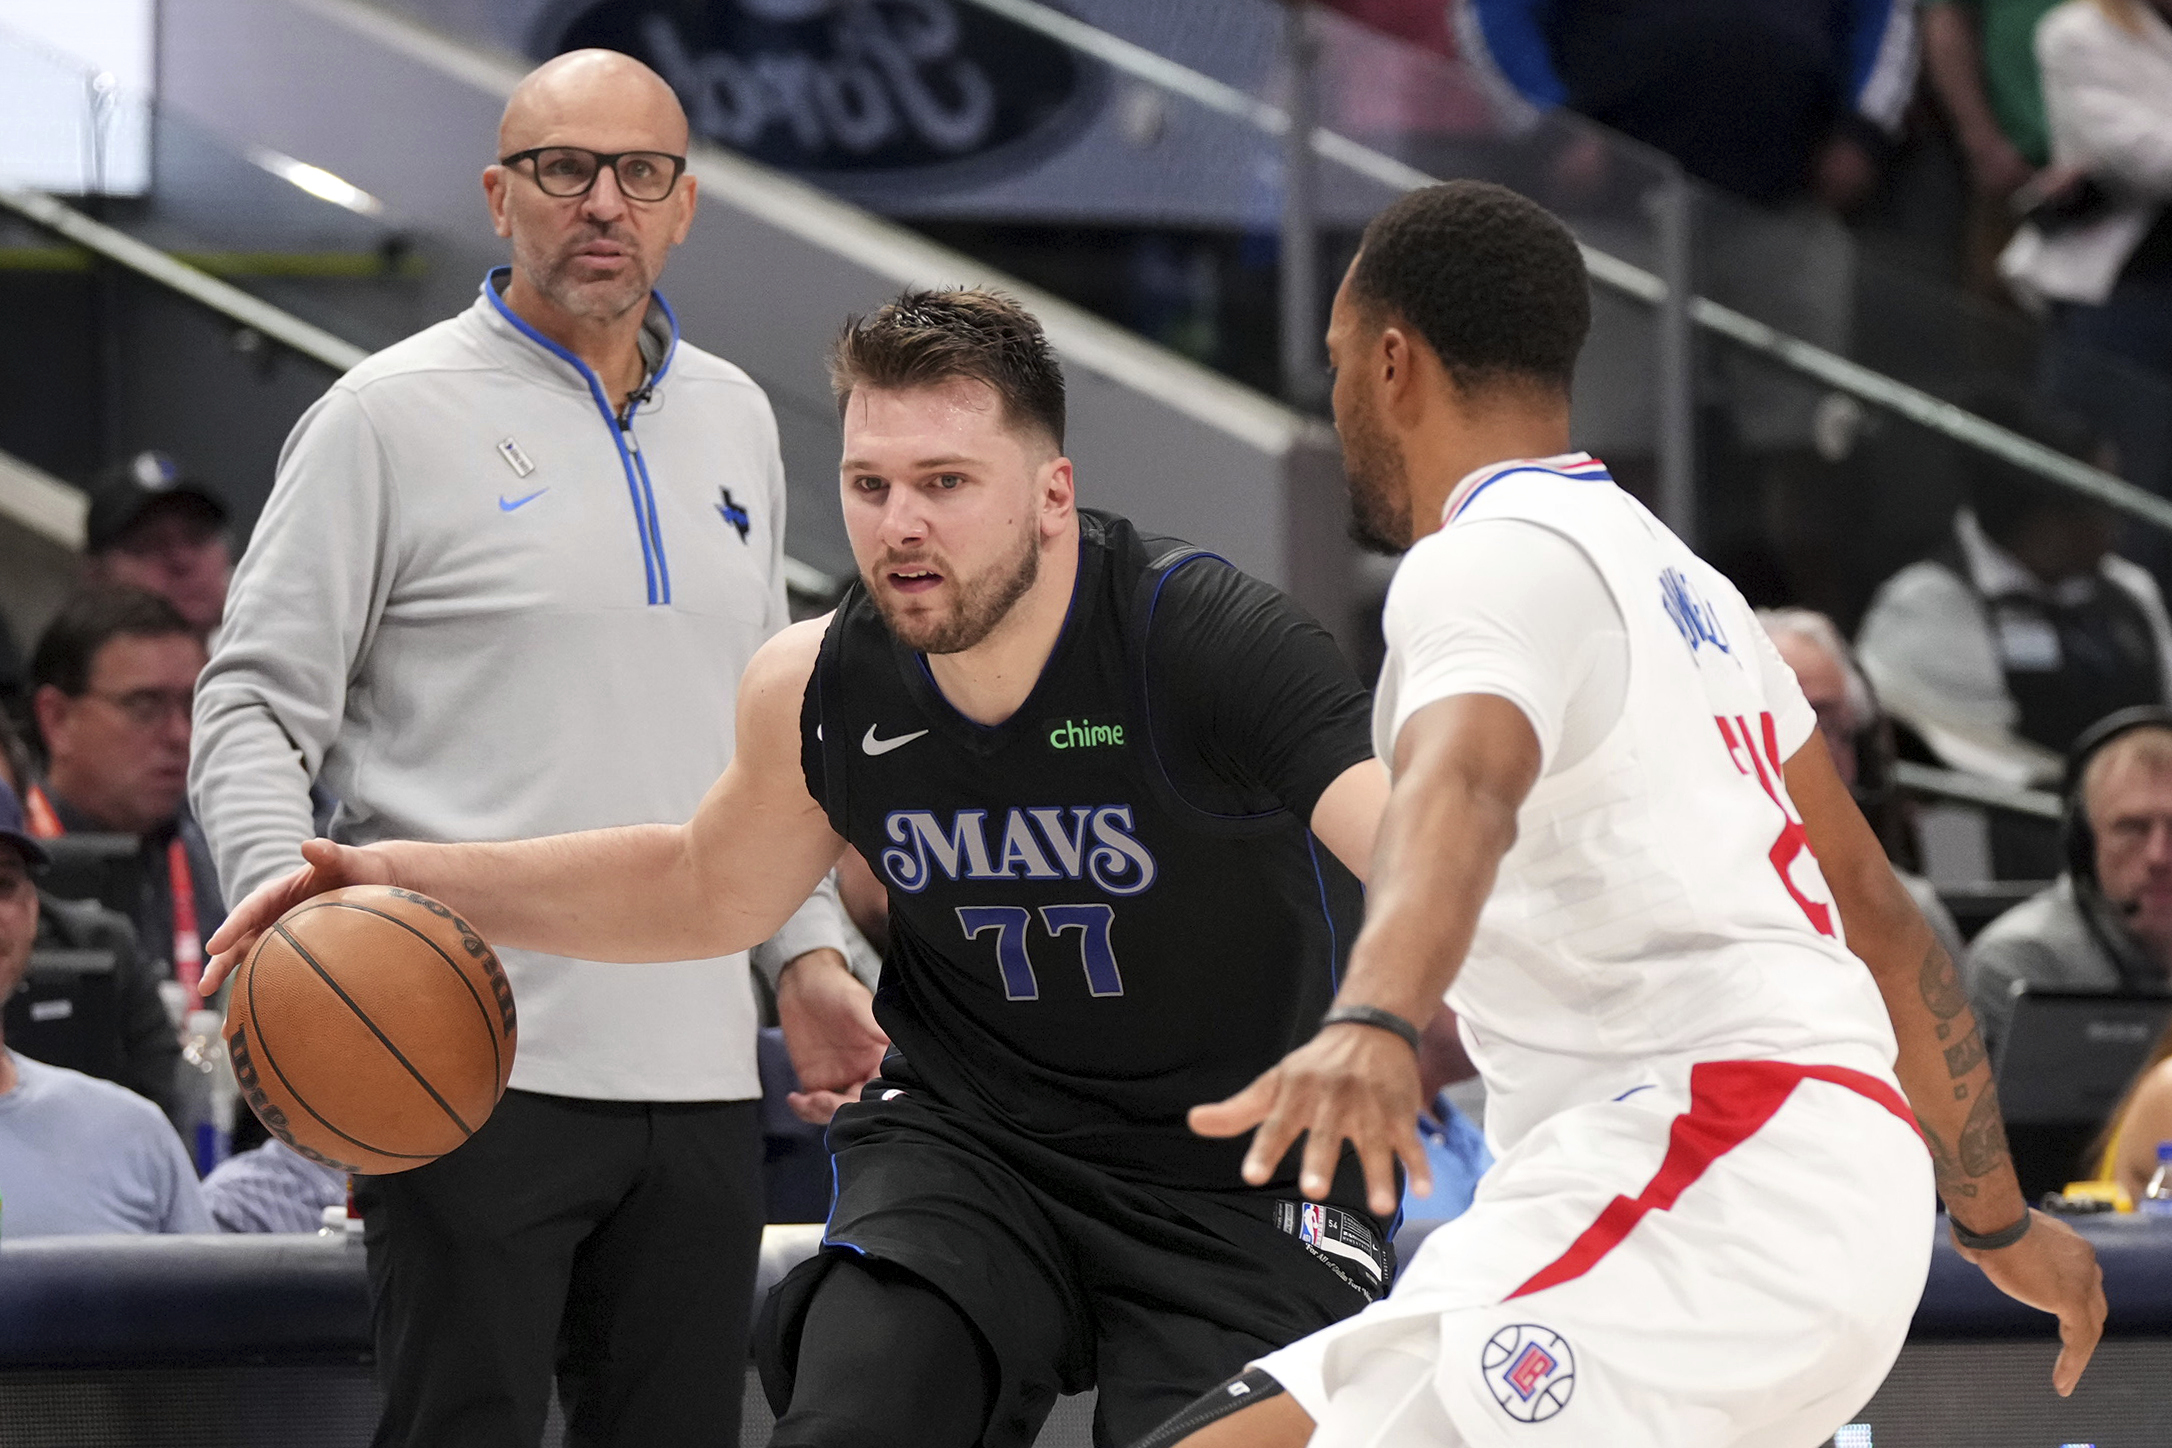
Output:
[1995, 988, 2172, 1199]
[2, 946, 124, 1084]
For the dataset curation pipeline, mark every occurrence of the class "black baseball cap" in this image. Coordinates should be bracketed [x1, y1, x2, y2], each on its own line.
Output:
[0, 779, 49, 872]
[85, 451, 228, 555]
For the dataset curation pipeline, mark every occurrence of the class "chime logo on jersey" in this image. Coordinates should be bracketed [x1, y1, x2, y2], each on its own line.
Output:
[1659, 566, 1731, 658]
[1482, 1324, 1575, 1423]
[1045, 717, 1125, 751]
[880, 806, 1158, 896]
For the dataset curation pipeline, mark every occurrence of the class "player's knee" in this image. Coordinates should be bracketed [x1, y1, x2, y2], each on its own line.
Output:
[1129, 1368, 1296, 1448]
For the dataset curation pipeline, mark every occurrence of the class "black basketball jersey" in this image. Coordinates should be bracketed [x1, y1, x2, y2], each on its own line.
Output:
[801, 510, 1372, 1192]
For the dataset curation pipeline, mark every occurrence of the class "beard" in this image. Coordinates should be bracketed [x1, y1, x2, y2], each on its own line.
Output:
[1338, 392, 1413, 555]
[869, 524, 1041, 655]
[519, 224, 656, 322]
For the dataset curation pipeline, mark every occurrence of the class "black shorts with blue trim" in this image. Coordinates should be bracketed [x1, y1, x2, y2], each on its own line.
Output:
[755, 1076, 1394, 1448]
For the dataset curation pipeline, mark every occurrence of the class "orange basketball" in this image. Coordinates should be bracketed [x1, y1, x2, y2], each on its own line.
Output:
[223, 884, 517, 1175]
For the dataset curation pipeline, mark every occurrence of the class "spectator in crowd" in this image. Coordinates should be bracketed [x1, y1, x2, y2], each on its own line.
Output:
[1856, 394, 2169, 789]
[1760, 608, 1971, 963]
[200, 1136, 350, 1234]
[1455, 0, 1917, 210]
[1454, 1, 1917, 602]
[2084, 1010, 2172, 1202]
[2002, 0, 2172, 515]
[1922, 0, 2066, 293]
[1, 701, 178, 1117]
[0, 781, 209, 1236]
[80, 452, 233, 641]
[1966, 707, 2172, 1057]
[189, 50, 851, 1448]
[26, 588, 224, 990]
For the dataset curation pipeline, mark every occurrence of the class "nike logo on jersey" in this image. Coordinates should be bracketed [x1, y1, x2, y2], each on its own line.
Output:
[499, 488, 548, 512]
[862, 725, 929, 756]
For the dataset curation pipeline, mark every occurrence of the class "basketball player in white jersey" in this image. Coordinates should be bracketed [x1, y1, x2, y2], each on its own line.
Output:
[1142, 182, 2107, 1448]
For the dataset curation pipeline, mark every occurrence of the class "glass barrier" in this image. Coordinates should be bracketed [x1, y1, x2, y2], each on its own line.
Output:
[228, 0, 2172, 608]
[0, 21, 444, 356]
[14, 0, 2172, 844]
[1196, 1, 2172, 614]
[0, 17, 152, 196]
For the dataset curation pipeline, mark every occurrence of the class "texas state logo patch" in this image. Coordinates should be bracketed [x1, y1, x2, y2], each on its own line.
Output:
[1482, 1323, 1576, 1424]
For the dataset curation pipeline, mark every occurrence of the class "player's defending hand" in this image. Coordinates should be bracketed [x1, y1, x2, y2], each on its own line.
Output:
[200, 838, 399, 995]
[776, 950, 889, 1124]
[1189, 1021, 1429, 1218]
[1959, 1210, 2106, 1396]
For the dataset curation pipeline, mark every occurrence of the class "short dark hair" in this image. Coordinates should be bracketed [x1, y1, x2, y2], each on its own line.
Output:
[1958, 387, 2105, 545]
[829, 288, 1066, 450]
[1349, 181, 1591, 393]
[30, 586, 195, 699]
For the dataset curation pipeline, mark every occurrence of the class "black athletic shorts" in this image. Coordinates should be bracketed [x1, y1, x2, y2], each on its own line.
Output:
[756, 1077, 1395, 1448]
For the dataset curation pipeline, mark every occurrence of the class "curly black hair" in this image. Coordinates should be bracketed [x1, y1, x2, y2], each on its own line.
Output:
[1349, 181, 1590, 393]
[830, 287, 1066, 450]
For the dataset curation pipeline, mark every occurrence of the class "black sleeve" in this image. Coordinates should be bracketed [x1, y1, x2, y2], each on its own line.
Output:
[1144, 559, 1375, 821]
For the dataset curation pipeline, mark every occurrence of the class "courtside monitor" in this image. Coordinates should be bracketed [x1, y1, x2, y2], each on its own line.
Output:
[1995, 989, 2172, 1199]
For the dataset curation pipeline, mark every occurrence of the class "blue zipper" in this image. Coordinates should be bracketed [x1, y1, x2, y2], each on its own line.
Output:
[482, 268, 680, 605]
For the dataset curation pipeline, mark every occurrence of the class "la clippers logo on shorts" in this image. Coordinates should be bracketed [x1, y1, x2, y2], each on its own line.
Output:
[1482, 1324, 1575, 1423]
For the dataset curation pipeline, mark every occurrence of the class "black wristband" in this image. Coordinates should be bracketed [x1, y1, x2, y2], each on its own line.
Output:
[1320, 1004, 1423, 1055]
[1949, 1209, 2033, 1252]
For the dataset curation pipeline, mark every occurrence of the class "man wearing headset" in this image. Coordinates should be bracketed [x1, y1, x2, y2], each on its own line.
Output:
[1966, 706, 2172, 1059]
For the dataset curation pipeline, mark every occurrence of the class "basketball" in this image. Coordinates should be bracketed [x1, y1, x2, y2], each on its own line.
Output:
[222, 884, 518, 1175]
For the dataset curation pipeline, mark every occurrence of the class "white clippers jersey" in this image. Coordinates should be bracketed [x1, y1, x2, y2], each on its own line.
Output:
[1378, 456, 1899, 1155]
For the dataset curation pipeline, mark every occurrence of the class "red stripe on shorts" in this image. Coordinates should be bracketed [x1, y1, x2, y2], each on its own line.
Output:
[1504, 1060, 1921, 1301]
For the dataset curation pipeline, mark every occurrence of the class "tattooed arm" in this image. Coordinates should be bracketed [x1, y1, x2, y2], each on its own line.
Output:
[1785, 737, 2105, 1396]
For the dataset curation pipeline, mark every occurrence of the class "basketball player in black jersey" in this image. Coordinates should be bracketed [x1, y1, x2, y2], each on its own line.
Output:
[203, 291, 1442, 1447]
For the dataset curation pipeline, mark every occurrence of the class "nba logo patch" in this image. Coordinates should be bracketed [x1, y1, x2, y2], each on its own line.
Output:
[1298, 1203, 1326, 1246]
[1481, 1324, 1575, 1424]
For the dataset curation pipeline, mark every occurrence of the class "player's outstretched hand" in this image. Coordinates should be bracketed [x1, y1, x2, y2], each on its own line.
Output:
[200, 838, 399, 996]
[1189, 1022, 1428, 1218]
[1958, 1210, 2106, 1396]
[777, 949, 889, 1125]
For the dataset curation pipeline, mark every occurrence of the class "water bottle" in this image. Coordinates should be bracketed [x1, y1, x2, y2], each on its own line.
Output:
[176, 1009, 237, 1178]
[2143, 1142, 2172, 1218]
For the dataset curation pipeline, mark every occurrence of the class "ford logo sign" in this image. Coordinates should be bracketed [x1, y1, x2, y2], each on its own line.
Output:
[535, 0, 1102, 190]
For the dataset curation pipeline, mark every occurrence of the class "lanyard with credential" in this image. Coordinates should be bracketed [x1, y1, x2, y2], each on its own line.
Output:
[24, 784, 203, 992]
[167, 836, 203, 993]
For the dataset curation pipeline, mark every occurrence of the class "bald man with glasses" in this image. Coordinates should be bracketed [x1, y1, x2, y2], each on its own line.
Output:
[191, 50, 855, 1448]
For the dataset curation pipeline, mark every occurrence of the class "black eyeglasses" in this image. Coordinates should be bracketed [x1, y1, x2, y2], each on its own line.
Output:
[498, 147, 687, 202]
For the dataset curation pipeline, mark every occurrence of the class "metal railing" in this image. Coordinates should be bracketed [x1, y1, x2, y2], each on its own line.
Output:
[1892, 762, 2062, 821]
[957, 0, 2172, 537]
[0, 183, 847, 601]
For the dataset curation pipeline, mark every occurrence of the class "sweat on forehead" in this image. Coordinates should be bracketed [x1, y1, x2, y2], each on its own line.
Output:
[498, 50, 689, 155]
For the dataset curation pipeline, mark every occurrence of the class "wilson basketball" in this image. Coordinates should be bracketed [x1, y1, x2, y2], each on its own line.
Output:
[224, 884, 518, 1175]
